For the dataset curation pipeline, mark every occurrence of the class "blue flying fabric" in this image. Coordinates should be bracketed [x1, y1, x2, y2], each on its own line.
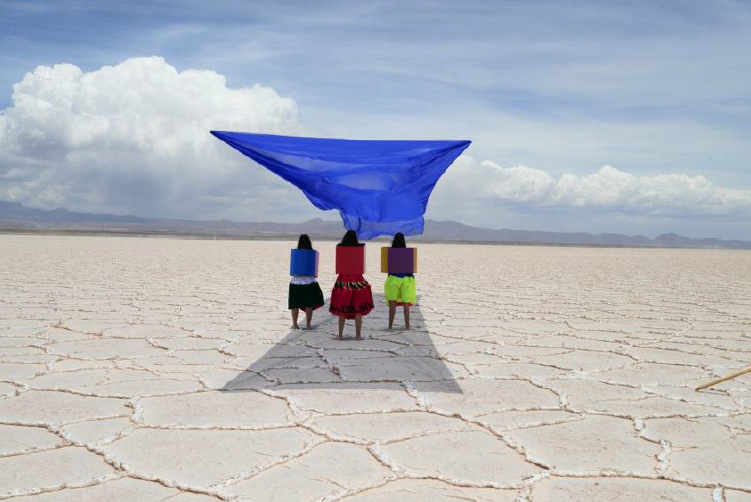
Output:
[210, 131, 471, 239]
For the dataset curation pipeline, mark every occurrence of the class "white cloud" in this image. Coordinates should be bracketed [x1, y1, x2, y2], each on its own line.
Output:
[431, 157, 751, 218]
[1, 56, 749, 236]
[0, 56, 310, 219]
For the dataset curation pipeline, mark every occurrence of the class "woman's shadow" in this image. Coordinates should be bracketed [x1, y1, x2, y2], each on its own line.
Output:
[221, 293, 462, 393]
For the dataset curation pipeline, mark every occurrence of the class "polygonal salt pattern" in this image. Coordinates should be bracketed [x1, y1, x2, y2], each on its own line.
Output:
[0, 235, 749, 500]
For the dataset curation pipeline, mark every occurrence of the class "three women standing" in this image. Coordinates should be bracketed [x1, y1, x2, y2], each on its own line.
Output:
[287, 230, 414, 338]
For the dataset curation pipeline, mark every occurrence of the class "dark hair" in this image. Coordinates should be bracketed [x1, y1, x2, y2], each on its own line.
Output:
[391, 232, 406, 248]
[297, 234, 312, 249]
[339, 230, 359, 246]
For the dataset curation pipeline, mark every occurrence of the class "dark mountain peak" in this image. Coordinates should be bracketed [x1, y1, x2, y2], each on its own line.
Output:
[426, 219, 473, 229]
[654, 233, 690, 245]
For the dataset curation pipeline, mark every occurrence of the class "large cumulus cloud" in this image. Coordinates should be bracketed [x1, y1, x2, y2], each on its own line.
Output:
[0, 56, 310, 219]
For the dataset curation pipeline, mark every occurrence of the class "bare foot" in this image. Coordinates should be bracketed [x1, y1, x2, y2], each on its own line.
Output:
[291, 325, 299, 330]
[356, 336, 362, 341]
[338, 334, 343, 341]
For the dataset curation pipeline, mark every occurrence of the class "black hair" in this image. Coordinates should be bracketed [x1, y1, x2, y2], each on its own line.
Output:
[297, 234, 312, 249]
[339, 230, 359, 246]
[391, 232, 406, 248]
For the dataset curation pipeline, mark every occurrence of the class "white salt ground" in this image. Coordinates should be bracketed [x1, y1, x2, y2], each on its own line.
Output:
[0, 235, 749, 501]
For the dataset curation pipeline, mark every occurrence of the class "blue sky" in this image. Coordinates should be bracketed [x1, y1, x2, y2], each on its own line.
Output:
[1, 0, 750, 238]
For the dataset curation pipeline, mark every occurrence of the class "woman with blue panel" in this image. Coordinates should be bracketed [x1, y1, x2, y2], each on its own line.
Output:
[289, 234, 324, 329]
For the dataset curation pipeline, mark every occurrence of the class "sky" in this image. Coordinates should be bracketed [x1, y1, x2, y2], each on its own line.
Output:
[0, 0, 750, 239]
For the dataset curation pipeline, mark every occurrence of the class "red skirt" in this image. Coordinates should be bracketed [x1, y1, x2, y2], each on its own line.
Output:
[329, 274, 374, 319]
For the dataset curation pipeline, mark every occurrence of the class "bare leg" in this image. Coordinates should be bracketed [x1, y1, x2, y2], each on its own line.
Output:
[404, 305, 410, 330]
[304, 308, 313, 329]
[291, 308, 299, 329]
[355, 315, 362, 340]
[388, 301, 397, 329]
[338, 316, 345, 340]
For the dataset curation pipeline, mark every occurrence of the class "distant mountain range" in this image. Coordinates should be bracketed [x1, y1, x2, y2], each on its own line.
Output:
[1, 201, 750, 250]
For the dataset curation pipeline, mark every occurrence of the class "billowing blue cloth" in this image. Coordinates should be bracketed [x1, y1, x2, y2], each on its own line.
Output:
[210, 131, 471, 239]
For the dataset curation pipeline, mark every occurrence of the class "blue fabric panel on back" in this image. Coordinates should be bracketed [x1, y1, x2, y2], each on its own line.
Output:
[210, 131, 471, 239]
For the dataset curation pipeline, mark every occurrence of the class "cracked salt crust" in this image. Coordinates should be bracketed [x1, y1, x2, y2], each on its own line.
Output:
[100, 427, 319, 489]
[642, 416, 751, 488]
[224, 442, 392, 501]
[3, 477, 186, 501]
[139, 391, 295, 428]
[0, 446, 116, 497]
[0, 424, 62, 456]
[310, 411, 477, 443]
[338, 478, 516, 501]
[1, 236, 750, 501]
[727, 490, 751, 502]
[531, 477, 713, 501]
[506, 414, 660, 473]
[413, 378, 560, 416]
[59, 417, 133, 445]
[380, 429, 541, 486]
[0, 390, 129, 424]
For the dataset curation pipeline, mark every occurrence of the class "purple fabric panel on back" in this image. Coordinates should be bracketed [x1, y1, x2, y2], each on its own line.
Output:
[388, 248, 415, 274]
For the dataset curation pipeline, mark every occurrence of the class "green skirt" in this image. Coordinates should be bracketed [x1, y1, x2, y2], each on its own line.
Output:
[288, 282, 325, 310]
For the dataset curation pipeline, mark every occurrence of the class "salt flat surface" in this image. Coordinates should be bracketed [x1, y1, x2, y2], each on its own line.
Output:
[0, 235, 749, 501]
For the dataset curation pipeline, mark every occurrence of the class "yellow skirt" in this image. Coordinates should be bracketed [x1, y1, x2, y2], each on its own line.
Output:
[384, 275, 417, 306]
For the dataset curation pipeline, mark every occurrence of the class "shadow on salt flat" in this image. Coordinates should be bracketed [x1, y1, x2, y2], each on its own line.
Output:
[222, 293, 462, 393]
